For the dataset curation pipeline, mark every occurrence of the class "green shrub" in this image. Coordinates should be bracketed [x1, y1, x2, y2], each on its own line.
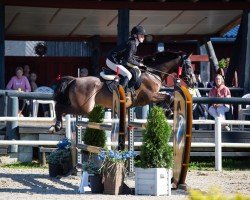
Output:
[83, 105, 107, 148]
[138, 106, 173, 169]
[47, 149, 71, 165]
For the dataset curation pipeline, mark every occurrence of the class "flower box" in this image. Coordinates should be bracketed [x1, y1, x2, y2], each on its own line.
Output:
[135, 167, 171, 196]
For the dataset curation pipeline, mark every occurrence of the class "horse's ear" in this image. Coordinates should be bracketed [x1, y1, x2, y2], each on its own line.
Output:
[187, 52, 192, 58]
[183, 52, 192, 60]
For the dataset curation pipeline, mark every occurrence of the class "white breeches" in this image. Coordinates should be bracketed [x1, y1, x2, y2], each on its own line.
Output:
[208, 105, 230, 120]
[106, 59, 132, 80]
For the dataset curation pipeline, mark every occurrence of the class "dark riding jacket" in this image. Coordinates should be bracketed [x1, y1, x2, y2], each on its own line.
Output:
[107, 37, 141, 67]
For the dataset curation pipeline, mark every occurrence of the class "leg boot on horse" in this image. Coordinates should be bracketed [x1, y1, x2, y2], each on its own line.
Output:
[120, 76, 130, 94]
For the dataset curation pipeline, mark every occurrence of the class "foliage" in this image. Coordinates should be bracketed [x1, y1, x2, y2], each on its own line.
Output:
[98, 149, 136, 164]
[0, 161, 45, 169]
[82, 160, 101, 175]
[98, 149, 136, 175]
[47, 138, 71, 165]
[136, 106, 173, 169]
[189, 157, 250, 171]
[57, 138, 71, 149]
[189, 188, 250, 200]
[218, 58, 230, 69]
[47, 149, 71, 165]
[83, 105, 107, 148]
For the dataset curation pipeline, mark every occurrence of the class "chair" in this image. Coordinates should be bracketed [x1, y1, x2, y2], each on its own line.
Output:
[238, 93, 250, 130]
[33, 86, 56, 118]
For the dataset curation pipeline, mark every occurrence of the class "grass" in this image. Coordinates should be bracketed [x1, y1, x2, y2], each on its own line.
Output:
[1, 157, 249, 171]
[0, 161, 47, 169]
[189, 157, 250, 170]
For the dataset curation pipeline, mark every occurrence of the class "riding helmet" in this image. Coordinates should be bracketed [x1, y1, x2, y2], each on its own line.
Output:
[131, 25, 147, 36]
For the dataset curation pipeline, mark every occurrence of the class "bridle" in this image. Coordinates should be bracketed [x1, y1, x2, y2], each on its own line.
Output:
[144, 55, 193, 86]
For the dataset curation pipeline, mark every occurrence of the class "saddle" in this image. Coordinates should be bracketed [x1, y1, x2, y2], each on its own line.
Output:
[100, 67, 142, 98]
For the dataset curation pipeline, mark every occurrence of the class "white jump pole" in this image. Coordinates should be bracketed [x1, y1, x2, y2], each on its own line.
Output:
[215, 117, 222, 171]
[0, 140, 58, 146]
[65, 114, 71, 140]
[104, 109, 112, 150]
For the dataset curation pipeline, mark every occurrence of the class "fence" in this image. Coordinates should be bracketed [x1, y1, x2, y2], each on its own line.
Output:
[1, 89, 250, 171]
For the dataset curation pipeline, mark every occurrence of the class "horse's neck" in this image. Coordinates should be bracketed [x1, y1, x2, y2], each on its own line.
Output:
[141, 72, 162, 92]
[160, 58, 180, 73]
[151, 57, 180, 80]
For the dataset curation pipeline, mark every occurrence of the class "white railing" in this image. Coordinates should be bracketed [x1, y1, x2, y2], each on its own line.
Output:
[128, 117, 250, 171]
[1, 114, 250, 171]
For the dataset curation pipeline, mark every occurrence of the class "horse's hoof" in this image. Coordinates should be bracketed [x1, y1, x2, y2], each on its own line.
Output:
[55, 125, 62, 132]
[48, 126, 55, 134]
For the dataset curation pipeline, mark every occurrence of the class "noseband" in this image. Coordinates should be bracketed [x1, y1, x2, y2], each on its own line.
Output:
[179, 55, 193, 86]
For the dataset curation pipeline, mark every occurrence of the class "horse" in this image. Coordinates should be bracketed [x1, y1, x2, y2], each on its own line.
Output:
[50, 50, 197, 132]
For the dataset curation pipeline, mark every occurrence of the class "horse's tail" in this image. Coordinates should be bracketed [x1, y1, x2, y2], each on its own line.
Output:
[53, 76, 76, 105]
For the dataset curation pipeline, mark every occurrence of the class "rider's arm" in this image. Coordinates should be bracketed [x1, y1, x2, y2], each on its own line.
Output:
[126, 41, 141, 66]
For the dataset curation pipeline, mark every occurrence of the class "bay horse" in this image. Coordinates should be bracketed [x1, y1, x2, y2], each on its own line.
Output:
[50, 50, 197, 132]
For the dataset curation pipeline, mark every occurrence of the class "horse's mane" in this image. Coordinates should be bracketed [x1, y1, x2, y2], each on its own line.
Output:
[143, 50, 186, 66]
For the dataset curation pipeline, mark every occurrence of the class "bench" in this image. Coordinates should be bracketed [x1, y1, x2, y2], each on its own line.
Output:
[39, 146, 57, 166]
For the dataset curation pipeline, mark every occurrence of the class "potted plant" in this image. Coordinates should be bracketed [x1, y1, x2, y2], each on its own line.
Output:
[135, 106, 173, 196]
[82, 159, 104, 194]
[98, 149, 136, 195]
[47, 138, 72, 177]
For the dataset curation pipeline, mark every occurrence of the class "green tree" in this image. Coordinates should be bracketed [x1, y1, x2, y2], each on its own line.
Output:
[139, 106, 173, 168]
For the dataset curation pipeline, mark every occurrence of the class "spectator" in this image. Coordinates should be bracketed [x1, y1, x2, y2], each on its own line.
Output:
[194, 70, 205, 88]
[207, 68, 226, 88]
[6, 67, 31, 116]
[6, 67, 31, 92]
[208, 74, 231, 131]
[30, 72, 38, 92]
[80, 68, 89, 77]
[23, 64, 31, 81]
[188, 87, 207, 130]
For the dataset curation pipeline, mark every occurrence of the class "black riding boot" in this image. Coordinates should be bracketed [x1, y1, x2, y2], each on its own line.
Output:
[120, 77, 129, 93]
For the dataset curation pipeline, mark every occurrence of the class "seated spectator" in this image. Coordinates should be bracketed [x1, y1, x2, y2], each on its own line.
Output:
[188, 87, 207, 130]
[6, 67, 31, 116]
[80, 68, 89, 77]
[208, 74, 231, 131]
[194, 70, 205, 88]
[30, 72, 38, 92]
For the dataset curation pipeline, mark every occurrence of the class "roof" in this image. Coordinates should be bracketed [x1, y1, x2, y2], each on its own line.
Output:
[223, 25, 240, 38]
[4, 1, 249, 42]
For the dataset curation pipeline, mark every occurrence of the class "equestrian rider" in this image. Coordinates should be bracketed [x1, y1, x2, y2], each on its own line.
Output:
[106, 25, 147, 92]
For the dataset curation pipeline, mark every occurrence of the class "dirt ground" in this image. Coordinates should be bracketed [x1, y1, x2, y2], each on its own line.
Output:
[0, 167, 249, 200]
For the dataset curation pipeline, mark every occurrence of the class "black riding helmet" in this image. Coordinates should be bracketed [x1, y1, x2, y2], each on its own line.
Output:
[131, 25, 147, 36]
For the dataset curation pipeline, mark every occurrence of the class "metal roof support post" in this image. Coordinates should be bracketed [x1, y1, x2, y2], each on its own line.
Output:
[90, 35, 100, 76]
[215, 117, 222, 171]
[0, 4, 5, 90]
[6, 97, 19, 141]
[198, 40, 210, 84]
[117, 9, 129, 45]
[241, 9, 250, 94]
[203, 37, 219, 81]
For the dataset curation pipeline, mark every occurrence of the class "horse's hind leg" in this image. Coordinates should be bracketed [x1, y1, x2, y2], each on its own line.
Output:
[49, 103, 67, 133]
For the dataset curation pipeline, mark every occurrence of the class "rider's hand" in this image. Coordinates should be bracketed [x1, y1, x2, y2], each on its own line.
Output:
[139, 62, 144, 67]
[139, 64, 147, 70]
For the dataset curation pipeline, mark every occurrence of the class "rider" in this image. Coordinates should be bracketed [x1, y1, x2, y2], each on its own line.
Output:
[106, 25, 147, 92]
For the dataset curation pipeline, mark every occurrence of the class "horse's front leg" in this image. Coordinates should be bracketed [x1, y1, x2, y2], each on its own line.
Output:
[152, 92, 174, 118]
[151, 92, 173, 104]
